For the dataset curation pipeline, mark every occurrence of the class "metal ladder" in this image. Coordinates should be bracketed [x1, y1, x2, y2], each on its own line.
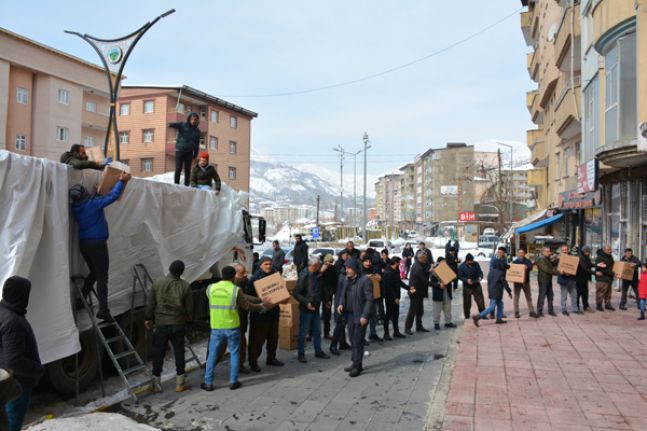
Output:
[75, 280, 155, 403]
[132, 264, 203, 370]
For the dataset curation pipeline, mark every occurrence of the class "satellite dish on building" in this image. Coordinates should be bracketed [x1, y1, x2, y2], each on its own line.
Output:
[547, 23, 558, 42]
[638, 121, 647, 152]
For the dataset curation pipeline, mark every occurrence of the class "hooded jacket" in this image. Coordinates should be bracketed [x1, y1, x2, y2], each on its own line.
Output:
[595, 249, 614, 283]
[72, 180, 125, 241]
[0, 277, 44, 390]
[169, 112, 201, 157]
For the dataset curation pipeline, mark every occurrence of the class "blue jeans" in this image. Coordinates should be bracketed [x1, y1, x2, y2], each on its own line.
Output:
[6, 388, 31, 431]
[298, 309, 322, 354]
[640, 298, 646, 314]
[197, 185, 211, 190]
[204, 328, 240, 385]
[480, 298, 504, 320]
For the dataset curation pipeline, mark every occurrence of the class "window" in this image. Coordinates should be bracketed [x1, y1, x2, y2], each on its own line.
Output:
[209, 136, 218, 150]
[15, 135, 26, 151]
[83, 136, 95, 147]
[120, 131, 129, 145]
[563, 147, 572, 177]
[228, 166, 237, 180]
[582, 76, 599, 162]
[16, 87, 29, 104]
[229, 140, 237, 154]
[199, 138, 206, 150]
[120, 103, 130, 116]
[604, 32, 637, 146]
[85, 101, 97, 112]
[55, 126, 69, 142]
[57, 89, 70, 105]
[229, 116, 238, 129]
[554, 152, 561, 180]
[200, 110, 207, 120]
[210, 110, 218, 123]
[143, 100, 155, 113]
[143, 129, 154, 143]
[141, 158, 154, 173]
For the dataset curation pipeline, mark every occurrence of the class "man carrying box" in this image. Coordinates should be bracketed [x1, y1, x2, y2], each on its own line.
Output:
[201, 266, 270, 391]
[512, 249, 537, 319]
[69, 171, 131, 321]
[557, 245, 580, 316]
[458, 254, 485, 319]
[294, 257, 331, 363]
[619, 248, 640, 310]
[60, 144, 111, 170]
[595, 245, 615, 311]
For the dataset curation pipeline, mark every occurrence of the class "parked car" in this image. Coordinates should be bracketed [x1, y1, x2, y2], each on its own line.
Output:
[260, 247, 294, 265]
[310, 248, 341, 262]
[478, 235, 500, 250]
[363, 239, 396, 252]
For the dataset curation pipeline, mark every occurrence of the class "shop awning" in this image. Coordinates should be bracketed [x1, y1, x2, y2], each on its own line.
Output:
[516, 213, 564, 235]
[501, 209, 547, 240]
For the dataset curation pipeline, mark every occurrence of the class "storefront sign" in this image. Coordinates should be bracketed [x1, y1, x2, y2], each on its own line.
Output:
[558, 190, 601, 210]
[440, 185, 458, 196]
[577, 159, 597, 193]
[458, 211, 476, 222]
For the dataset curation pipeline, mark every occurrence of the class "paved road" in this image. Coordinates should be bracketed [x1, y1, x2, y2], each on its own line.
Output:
[114, 291, 463, 431]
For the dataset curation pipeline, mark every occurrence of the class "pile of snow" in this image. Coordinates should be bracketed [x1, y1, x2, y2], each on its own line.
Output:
[26, 412, 159, 431]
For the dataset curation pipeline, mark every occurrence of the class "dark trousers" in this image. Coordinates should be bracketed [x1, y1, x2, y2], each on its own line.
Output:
[463, 284, 485, 318]
[450, 279, 459, 291]
[248, 316, 279, 365]
[79, 239, 110, 313]
[321, 303, 332, 336]
[369, 299, 386, 337]
[5, 388, 31, 431]
[620, 280, 639, 308]
[330, 312, 347, 349]
[404, 296, 424, 331]
[174, 150, 193, 186]
[152, 324, 185, 376]
[537, 281, 554, 315]
[346, 314, 367, 369]
[576, 279, 590, 310]
[239, 309, 249, 365]
[384, 299, 401, 334]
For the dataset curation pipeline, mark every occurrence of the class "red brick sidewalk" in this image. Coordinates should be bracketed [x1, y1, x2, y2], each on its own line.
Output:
[443, 285, 647, 431]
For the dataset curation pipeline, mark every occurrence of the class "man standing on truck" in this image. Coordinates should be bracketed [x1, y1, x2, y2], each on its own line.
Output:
[144, 260, 194, 393]
[0, 276, 45, 431]
[170, 112, 201, 186]
[69, 171, 131, 321]
[60, 144, 111, 170]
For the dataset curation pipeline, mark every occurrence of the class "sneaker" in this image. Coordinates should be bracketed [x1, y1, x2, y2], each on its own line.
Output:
[495, 319, 507, 324]
[229, 381, 241, 390]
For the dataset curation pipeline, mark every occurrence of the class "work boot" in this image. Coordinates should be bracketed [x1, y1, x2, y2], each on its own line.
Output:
[176, 374, 191, 392]
[638, 312, 645, 321]
[151, 376, 162, 393]
[230, 381, 241, 390]
[298, 353, 307, 363]
[329, 346, 340, 356]
[529, 311, 538, 318]
[605, 304, 615, 311]
[596, 303, 604, 312]
[339, 341, 351, 350]
[472, 314, 481, 327]
[434, 323, 441, 330]
[495, 319, 507, 324]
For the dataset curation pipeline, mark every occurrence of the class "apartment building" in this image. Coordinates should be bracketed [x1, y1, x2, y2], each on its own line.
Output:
[374, 173, 401, 228]
[117, 85, 257, 192]
[0, 27, 111, 160]
[398, 163, 416, 230]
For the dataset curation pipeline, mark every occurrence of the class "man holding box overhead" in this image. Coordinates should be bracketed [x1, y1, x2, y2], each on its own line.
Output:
[69, 171, 131, 322]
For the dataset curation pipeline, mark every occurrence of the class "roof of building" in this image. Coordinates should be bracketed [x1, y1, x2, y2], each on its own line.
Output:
[0, 27, 110, 75]
[122, 84, 258, 118]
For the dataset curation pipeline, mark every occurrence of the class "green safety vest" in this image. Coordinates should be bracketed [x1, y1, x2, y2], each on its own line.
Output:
[206, 280, 240, 330]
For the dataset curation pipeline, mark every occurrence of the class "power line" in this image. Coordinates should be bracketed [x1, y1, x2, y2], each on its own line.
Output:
[217, 7, 523, 98]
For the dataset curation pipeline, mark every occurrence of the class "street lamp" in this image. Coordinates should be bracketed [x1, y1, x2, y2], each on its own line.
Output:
[333, 147, 363, 228]
[495, 141, 514, 225]
[362, 132, 371, 242]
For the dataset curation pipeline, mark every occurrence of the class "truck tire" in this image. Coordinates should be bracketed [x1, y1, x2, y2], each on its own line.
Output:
[46, 329, 99, 396]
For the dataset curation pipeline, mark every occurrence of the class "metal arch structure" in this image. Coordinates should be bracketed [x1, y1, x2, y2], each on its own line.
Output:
[65, 9, 175, 161]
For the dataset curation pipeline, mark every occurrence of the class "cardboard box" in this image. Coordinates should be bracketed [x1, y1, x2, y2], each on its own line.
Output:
[254, 272, 291, 305]
[282, 278, 298, 293]
[278, 325, 298, 350]
[369, 274, 382, 299]
[97, 161, 130, 200]
[85, 146, 105, 162]
[558, 254, 580, 276]
[433, 260, 457, 285]
[613, 261, 636, 281]
[279, 302, 300, 328]
[506, 263, 527, 284]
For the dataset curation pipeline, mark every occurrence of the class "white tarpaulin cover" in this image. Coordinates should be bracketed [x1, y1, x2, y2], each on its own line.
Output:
[0, 151, 245, 364]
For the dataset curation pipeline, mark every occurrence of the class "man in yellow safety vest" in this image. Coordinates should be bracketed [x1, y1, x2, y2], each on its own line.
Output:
[201, 266, 272, 391]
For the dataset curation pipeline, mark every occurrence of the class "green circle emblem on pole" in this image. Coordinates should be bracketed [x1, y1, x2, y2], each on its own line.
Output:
[107, 46, 123, 64]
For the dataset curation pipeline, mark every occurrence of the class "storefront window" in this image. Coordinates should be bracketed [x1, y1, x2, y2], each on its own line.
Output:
[584, 208, 602, 252]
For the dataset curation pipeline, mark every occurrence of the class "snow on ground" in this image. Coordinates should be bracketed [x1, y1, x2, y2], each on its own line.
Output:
[25, 412, 159, 431]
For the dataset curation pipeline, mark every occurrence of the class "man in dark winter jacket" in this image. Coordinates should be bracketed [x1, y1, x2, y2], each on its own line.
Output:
[362, 256, 385, 342]
[0, 276, 45, 431]
[170, 112, 201, 186]
[619, 248, 641, 310]
[431, 257, 454, 330]
[59, 144, 110, 170]
[512, 249, 537, 319]
[246, 257, 284, 371]
[382, 257, 408, 338]
[339, 241, 360, 260]
[294, 257, 331, 363]
[404, 253, 431, 334]
[445, 247, 460, 291]
[417, 242, 434, 272]
[293, 234, 309, 273]
[473, 247, 512, 326]
[595, 245, 615, 311]
[70, 171, 131, 322]
[458, 253, 485, 319]
[190, 151, 221, 193]
[337, 258, 373, 377]
[576, 246, 594, 312]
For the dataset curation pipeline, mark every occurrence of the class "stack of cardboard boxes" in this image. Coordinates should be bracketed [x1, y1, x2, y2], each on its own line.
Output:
[279, 296, 299, 350]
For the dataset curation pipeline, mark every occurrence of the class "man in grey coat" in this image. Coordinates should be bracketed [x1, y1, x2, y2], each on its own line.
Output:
[337, 258, 373, 377]
[271, 240, 285, 273]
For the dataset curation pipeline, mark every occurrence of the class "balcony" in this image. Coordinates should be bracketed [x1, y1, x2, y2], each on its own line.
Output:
[520, 11, 534, 46]
[166, 111, 208, 133]
[526, 51, 538, 81]
[554, 77, 581, 140]
[82, 110, 109, 132]
[555, 4, 581, 72]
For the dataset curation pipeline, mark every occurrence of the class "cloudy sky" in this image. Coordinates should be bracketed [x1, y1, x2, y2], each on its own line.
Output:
[1, 0, 533, 177]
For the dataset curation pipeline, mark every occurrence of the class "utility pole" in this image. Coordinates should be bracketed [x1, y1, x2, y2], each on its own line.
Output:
[334, 145, 345, 224]
[362, 132, 371, 242]
[495, 141, 514, 225]
[316, 194, 320, 227]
